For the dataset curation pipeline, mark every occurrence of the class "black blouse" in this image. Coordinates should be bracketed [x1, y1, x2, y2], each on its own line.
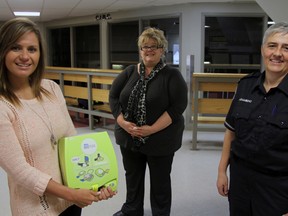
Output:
[109, 64, 188, 156]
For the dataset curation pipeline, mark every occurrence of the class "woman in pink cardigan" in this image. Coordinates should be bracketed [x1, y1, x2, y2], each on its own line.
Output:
[0, 18, 115, 216]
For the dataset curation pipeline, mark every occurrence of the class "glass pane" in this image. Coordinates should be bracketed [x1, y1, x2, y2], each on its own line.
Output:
[204, 17, 263, 73]
[74, 25, 100, 68]
[109, 21, 139, 69]
[49, 28, 71, 67]
[142, 17, 180, 67]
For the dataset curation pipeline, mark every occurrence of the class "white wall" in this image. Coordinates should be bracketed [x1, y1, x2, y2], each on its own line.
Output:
[256, 0, 288, 22]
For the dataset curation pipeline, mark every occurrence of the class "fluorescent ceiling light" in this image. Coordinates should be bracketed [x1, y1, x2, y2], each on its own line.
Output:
[14, 12, 40, 17]
[268, 21, 275, 25]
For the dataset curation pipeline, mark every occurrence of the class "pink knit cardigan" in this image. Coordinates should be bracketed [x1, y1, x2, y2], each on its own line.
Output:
[0, 79, 77, 216]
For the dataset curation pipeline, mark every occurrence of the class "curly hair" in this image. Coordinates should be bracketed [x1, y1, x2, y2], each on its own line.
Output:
[137, 27, 168, 54]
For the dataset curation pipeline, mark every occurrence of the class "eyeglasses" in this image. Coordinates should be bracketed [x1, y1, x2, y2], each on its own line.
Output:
[140, 45, 163, 51]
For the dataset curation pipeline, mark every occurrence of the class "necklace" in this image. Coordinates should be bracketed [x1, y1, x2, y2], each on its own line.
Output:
[24, 101, 58, 149]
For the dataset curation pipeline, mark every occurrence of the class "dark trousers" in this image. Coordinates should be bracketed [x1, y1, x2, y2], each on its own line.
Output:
[59, 204, 82, 216]
[229, 156, 288, 216]
[120, 146, 174, 216]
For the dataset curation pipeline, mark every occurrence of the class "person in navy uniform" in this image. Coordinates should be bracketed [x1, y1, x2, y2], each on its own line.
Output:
[217, 22, 288, 216]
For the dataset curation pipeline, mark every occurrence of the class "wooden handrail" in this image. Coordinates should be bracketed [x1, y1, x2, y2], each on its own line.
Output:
[44, 66, 122, 129]
[193, 72, 246, 79]
[45, 66, 122, 74]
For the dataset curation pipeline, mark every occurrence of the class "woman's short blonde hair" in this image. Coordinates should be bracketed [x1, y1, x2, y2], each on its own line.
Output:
[137, 27, 168, 53]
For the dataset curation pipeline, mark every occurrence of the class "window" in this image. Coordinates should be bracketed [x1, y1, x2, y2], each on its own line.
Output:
[49, 28, 71, 67]
[109, 21, 139, 69]
[204, 16, 263, 73]
[108, 17, 180, 69]
[74, 25, 100, 68]
[48, 17, 180, 69]
[142, 17, 180, 67]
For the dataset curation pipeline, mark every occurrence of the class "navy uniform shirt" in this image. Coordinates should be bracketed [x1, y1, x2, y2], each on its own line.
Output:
[225, 71, 288, 173]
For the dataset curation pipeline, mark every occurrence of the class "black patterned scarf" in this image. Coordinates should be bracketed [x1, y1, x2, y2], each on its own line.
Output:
[124, 59, 165, 150]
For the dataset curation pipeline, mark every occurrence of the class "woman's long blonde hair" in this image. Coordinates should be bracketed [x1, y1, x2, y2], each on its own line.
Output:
[0, 17, 49, 106]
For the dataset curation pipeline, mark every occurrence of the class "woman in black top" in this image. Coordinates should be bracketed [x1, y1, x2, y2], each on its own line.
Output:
[217, 22, 288, 216]
[109, 27, 187, 216]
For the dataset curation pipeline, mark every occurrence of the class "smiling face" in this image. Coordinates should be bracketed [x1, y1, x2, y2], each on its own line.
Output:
[261, 32, 288, 76]
[5, 31, 40, 85]
[140, 38, 164, 68]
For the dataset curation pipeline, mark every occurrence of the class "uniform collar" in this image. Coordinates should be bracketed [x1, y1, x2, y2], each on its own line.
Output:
[251, 71, 265, 93]
[253, 71, 288, 96]
[277, 73, 288, 96]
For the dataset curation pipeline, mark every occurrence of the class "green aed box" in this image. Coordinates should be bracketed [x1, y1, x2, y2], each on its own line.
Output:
[58, 131, 118, 192]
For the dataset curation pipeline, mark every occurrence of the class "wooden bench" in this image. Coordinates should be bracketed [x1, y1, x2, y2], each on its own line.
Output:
[44, 66, 122, 129]
[191, 73, 246, 150]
